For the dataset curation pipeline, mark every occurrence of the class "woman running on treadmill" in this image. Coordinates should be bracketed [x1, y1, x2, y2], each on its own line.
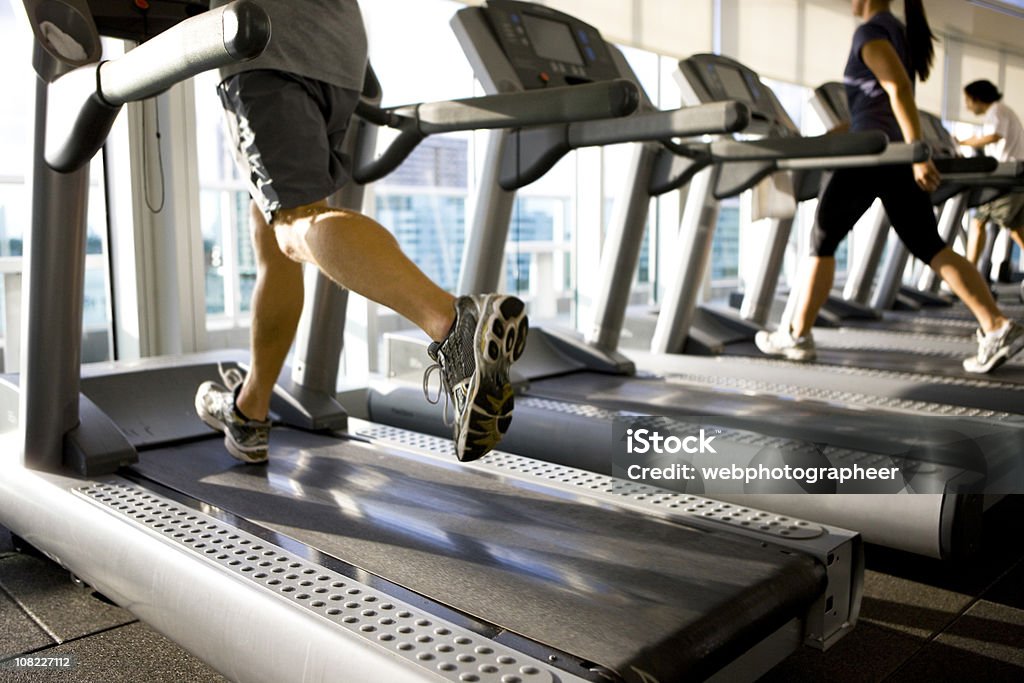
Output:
[756, 0, 1024, 373]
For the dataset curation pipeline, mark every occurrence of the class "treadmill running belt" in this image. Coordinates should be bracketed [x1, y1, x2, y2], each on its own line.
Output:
[132, 430, 823, 682]
[725, 342, 1024, 386]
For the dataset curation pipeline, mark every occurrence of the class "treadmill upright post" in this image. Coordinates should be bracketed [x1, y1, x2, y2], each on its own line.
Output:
[23, 78, 93, 470]
[19, 1, 270, 471]
[587, 143, 659, 351]
[20, 0, 102, 471]
[458, 129, 517, 294]
[917, 193, 969, 294]
[843, 206, 891, 305]
[739, 216, 795, 326]
[650, 166, 721, 354]
[870, 234, 912, 310]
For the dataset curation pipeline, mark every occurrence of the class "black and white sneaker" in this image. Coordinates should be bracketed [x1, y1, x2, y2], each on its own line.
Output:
[423, 294, 528, 462]
[963, 320, 1024, 374]
[195, 365, 271, 463]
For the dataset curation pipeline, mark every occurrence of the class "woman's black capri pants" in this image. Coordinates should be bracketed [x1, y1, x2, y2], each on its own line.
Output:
[812, 164, 946, 264]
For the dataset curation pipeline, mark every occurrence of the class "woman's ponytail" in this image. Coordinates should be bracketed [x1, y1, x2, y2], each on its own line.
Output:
[904, 0, 936, 81]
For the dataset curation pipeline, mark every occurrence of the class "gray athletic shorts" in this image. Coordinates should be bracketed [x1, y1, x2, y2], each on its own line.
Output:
[217, 70, 361, 222]
[975, 191, 1024, 231]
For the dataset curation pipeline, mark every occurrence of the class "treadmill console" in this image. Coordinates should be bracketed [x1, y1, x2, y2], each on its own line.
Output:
[815, 83, 958, 159]
[919, 111, 958, 158]
[474, 0, 620, 89]
[813, 81, 851, 128]
[86, 0, 208, 42]
[677, 54, 798, 135]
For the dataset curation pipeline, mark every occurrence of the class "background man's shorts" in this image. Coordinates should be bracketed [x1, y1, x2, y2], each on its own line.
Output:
[218, 70, 361, 222]
[975, 191, 1024, 231]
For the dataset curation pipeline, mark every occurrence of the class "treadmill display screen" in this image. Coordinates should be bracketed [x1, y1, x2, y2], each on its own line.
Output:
[716, 65, 752, 102]
[523, 15, 584, 66]
[925, 117, 949, 144]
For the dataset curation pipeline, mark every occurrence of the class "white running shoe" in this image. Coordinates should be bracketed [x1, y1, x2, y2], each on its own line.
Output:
[963, 320, 1024, 374]
[755, 327, 817, 362]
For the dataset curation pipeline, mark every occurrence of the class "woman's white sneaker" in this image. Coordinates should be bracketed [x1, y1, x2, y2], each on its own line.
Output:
[755, 327, 817, 362]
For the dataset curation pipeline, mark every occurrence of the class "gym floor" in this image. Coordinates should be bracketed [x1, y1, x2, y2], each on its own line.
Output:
[1, 497, 1022, 682]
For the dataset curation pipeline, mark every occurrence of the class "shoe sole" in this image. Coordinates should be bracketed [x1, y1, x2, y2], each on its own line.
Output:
[194, 383, 268, 464]
[783, 349, 816, 362]
[456, 295, 528, 462]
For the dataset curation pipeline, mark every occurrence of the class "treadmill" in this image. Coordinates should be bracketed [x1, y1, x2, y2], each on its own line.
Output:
[687, 85, 1024, 386]
[645, 58, 1024, 381]
[368, 1, 1023, 559]
[740, 91, 1020, 338]
[809, 83, 1024, 327]
[621, 56, 1024, 407]
[977, 222, 1024, 301]
[0, 2, 863, 681]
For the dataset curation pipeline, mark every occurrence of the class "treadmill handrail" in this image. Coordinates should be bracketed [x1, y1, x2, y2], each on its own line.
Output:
[934, 158, 1023, 187]
[354, 79, 640, 183]
[933, 157, 1000, 175]
[565, 101, 751, 148]
[707, 130, 889, 162]
[993, 160, 1024, 178]
[98, 1, 270, 106]
[45, 1, 270, 174]
[390, 79, 640, 134]
[778, 141, 930, 170]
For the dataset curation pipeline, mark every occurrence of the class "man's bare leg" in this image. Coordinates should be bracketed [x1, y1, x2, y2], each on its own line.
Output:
[235, 202, 305, 421]
[273, 201, 456, 342]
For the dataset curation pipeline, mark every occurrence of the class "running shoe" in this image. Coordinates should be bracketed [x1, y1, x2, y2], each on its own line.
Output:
[195, 364, 271, 463]
[754, 327, 817, 362]
[423, 294, 528, 461]
[963, 320, 1024, 374]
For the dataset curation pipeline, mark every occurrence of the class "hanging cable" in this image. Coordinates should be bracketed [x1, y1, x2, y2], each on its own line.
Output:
[513, 127, 522, 298]
[141, 96, 166, 213]
[136, 0, 165, 213]
[100, 144, 119, 360]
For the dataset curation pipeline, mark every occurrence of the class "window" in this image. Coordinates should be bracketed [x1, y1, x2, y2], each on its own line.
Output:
[1, 5, 113, 369]
[363, 0, 476, 307]
[505, 152, 578, 323]
[193, 68, 252, 328]
[374, 136, 469, 293]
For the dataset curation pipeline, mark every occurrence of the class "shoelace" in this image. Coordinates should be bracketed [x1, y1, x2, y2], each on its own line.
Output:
[216, 362, 272, 427]
[976, 325, 1008, 359]
[422, 362, 455, 427]
[218, 362, 245, 392]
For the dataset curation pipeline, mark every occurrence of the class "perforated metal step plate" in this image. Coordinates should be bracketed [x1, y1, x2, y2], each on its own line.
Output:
[75, 482, 582, 683]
